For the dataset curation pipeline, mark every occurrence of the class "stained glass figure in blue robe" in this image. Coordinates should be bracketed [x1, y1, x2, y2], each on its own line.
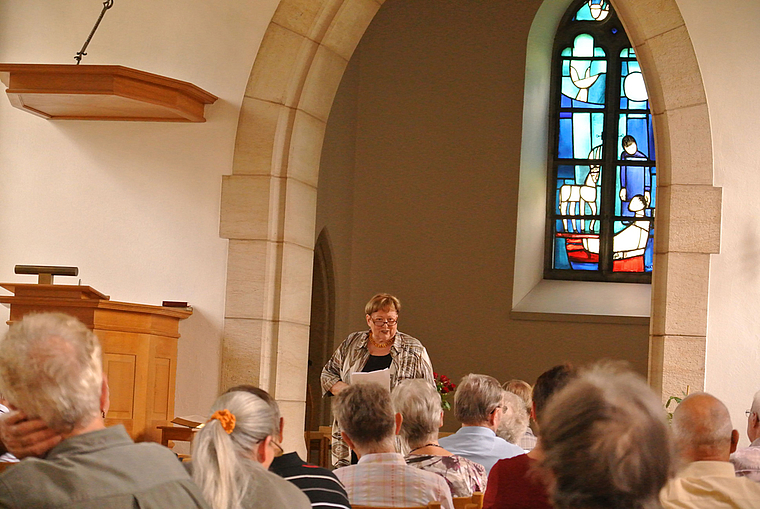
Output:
[619, 135, 650, 217]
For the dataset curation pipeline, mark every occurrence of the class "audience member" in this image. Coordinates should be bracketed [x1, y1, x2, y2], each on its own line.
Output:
[660, 392, 760, 508]
[392, 379, 487, 497]
[485, 364, 576, 509]
[0, 404, 18, 463]
[495, 391, 528, 446]
[503, 379, 536, 451]
[225, 385, 351, 509]
[334, 383, 453, 509]
[439, 374, 523, 473]
[541, 362, 672, 509]
[0, 312, 210, 508]
[730, 389, 760, 482]
[192, 390, 310, 509]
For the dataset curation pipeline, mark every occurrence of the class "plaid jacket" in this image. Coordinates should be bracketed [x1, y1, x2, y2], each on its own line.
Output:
[321, 330, 435, 467]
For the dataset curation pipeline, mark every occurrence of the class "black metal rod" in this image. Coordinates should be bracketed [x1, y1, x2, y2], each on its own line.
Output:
[75, 0, 115, 65]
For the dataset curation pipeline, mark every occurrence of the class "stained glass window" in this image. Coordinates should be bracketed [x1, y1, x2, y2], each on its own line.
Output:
[546, 0, 655, 283]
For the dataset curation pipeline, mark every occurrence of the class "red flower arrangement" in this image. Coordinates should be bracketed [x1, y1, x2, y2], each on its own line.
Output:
[434, 372, 456, 411]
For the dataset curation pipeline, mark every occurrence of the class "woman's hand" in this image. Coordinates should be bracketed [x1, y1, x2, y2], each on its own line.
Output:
[330, 381, 349, 396]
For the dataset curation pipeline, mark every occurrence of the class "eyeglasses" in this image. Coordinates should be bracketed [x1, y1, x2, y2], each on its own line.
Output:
[270, 440, 284, 456]
[372, 318, 397, 326]
[747, 410, 756, 418]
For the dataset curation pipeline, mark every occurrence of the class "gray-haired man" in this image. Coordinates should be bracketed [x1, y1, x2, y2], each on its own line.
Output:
[0, 313, 209, 508]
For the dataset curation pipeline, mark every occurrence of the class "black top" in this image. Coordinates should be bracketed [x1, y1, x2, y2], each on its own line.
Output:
[362, 353, 392, 373]
[269, 452, 351, 509]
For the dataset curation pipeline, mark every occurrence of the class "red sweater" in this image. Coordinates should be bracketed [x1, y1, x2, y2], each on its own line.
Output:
[483, 454, 552, 509]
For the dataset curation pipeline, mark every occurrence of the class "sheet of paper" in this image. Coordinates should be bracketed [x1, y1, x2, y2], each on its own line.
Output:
[351, 368, 391, 392]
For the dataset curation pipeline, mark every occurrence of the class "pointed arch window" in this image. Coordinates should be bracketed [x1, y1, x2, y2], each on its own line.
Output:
[545, 0, 655, 283]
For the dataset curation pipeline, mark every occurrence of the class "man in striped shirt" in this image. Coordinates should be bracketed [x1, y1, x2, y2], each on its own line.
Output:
[225, 385, 351, 509]
[333, 383, 453, 509]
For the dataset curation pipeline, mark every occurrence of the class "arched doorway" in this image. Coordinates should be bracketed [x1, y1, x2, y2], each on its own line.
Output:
[218, 0, 720, 452]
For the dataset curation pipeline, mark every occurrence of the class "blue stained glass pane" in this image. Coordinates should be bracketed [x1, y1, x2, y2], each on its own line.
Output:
[618, 113, 654, 161]
[557, 165, 575, 179]
[611, 220, 653, 273]
[554, 237, 571, 270]
[561, 63, 606, 106]
[559, 111, 572, 119]
[574, 0, 611, 22]
[558, 118, 573, 158]
[562, 48, 572, 56]
[574, 113, 591, 157]
[560, 94, 572, 108]
[620, 48, 630, 57]
[616, 164, 654, 218]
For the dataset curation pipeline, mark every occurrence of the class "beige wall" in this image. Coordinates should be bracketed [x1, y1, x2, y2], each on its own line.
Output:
[317, 0, 650, 429]
[676, 0, 760, 446]
[0, 0, 279, 422]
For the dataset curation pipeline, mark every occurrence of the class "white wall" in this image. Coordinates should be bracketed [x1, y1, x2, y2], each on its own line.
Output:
[0, 0, 278, 419]
[676, 0, 760, 446]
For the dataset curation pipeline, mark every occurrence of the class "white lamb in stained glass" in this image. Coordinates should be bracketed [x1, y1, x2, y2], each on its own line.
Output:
[559, 145, 603, 233]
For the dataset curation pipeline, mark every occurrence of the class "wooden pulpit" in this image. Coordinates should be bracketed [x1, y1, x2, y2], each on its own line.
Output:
[0, 283, 191, 443]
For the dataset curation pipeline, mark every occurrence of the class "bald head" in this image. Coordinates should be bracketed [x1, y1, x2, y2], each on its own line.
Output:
[672, 393, 738, 462]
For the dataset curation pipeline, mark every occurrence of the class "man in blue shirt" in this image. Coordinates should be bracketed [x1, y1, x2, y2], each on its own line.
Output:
[439, 374, 523, 473]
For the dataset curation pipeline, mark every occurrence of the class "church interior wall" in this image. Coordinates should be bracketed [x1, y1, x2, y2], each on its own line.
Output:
[0, 0, 279, 420]
[317, 0, 651, 431]
[675, 0, 760, 446]
[0, 0, 757, 448]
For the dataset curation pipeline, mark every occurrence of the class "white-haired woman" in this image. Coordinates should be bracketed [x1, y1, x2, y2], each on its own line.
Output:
[496, 391, 529, 448]
[392, 379, 487, 497]
[192, 391, 311, 509]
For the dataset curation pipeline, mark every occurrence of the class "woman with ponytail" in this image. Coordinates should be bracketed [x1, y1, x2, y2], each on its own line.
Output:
[191, 391, 310, 509]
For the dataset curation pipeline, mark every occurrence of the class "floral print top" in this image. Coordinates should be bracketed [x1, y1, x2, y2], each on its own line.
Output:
[405, 453, 488, 498]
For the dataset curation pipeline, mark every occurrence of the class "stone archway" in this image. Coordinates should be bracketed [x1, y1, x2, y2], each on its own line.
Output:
[218, 0, 720, 451]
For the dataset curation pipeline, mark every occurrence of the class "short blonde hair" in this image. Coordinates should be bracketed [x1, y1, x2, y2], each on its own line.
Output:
[365, 293, 401, 316]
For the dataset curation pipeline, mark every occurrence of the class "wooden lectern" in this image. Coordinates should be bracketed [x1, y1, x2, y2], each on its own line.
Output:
[0, 283, 192, 443]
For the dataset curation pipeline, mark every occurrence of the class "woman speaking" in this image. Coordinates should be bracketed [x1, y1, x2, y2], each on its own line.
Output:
[321, 293, 435, 467]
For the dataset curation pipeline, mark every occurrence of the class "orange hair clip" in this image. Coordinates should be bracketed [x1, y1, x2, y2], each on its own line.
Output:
[207, 409, 236, 434]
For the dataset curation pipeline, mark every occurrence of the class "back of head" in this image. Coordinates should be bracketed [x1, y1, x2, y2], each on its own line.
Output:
[334, 383, 395, 448]
[497, 390, 529, 444]
[540, 363, 671, 509]
[225, 384, 281, 439]
[454, 374, 502, 425]
[503, 379, 532, 417]
[192, 391, 277, 509]
[0, 312, 102, 433]
[391, 379, 441, 448]
[532, 364, 577, 428]
[671, 392, 733, 462]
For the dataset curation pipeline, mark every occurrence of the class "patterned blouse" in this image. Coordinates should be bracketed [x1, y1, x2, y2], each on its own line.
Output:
[321, 330, 435, 467]
[405, 453, 488, 497]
